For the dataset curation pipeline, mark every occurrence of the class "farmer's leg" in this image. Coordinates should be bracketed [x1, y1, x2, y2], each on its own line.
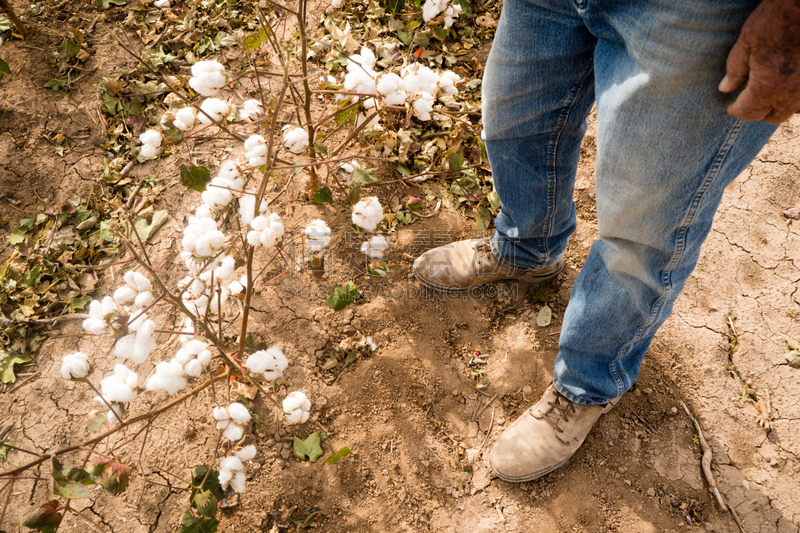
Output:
[490, 0, 777, 482]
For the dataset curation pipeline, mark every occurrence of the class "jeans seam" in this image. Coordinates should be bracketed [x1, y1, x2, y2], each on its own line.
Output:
[542, 61, 595, 263]
[607, 119, 745, 397]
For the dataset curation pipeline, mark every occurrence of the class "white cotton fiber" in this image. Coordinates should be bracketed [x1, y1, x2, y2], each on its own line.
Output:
[189, 61, 227, 97]
[282, 126, 309, 154]
[198, 98, 230, 125]
[244, 135, 267, 167]
[61, 352, 89, 380]
[173, 107, 197, 131]
[239, 99, 262, 122]
[305, 219, 331, 251]
[283, 391, 311, 424]
[352, 197, 384, 232]
[245, 346, 289, 381]
[361, 234, 388, 259]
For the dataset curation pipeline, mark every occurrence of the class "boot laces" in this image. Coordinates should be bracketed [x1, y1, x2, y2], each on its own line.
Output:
[532, 391, 576, 445]
[472, 240, 497, 271]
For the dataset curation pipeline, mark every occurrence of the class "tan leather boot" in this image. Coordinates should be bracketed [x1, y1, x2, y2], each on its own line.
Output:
[489, 384, 617, 482]
[413, 237, 563, 291]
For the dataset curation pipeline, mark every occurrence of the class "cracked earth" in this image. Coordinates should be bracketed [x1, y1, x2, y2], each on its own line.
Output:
[1, 2, 800, 531]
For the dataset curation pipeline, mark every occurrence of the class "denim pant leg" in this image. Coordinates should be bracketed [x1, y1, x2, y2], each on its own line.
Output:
[553, 0, 778, 405]
[482, 0, 597, 271]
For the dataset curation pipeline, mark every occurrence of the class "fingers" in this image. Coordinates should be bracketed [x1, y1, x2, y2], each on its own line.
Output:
[718, 38, 750, 93]
[726, 84, 772, 121]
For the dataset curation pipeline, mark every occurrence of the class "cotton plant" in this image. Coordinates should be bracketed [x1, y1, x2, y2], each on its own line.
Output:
[422, 0, 461, 27]
[305, 219, 331, 252]
[189, 61, 227, 97]
[182, 206, 226, 258]
[172, 107, 197, 131]
[361, 235, 388, 259]
[244, 135, 267, 167]
[139, 129, 163, 160]
[282, 391, 311, 424]
[61, 352, 89, 380]
[239, 99, 263, 122]
[246, 212, 285, 248]
[218, 445, 257, 494]
[198, 98, 230, 125]
[201, 161, 244, 209]
[344, 47, 377, 107]
[213, 402, 251, 442]
[245, 346, 289, 381]
[352, 197, 384, 232]
[82, 296, 118, 335]
[283, 126, 309, 154]
[174, 339, 213, 377]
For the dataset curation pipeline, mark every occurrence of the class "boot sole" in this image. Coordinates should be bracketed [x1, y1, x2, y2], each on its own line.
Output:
[413, 265, 563, 293]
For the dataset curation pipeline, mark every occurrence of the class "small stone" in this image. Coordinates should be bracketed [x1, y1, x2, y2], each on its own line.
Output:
[280, 448, 291, 459]
[647, 488, 656, 497]
[670, 407, 678, 415]
[522, 385, 533, 398]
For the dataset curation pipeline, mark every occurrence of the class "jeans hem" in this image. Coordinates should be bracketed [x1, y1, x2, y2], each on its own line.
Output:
[490, 232, 564, 271]
[552, 379, 615, 406]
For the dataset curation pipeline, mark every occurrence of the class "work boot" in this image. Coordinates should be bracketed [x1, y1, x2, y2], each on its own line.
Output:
[413, 237, 563, 291]
[489, 384, 617, 482]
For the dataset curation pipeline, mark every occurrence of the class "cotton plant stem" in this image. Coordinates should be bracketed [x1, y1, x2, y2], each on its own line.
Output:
[297, 0, 320, 200]
[0, 378, 214, 478]
[0, 0, 27, 37]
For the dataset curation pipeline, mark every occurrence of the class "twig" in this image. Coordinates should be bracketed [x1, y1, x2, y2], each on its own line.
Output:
[473, 393, 499, 422]
[679, 401, 726, 509]
[0, 0, 27, 37]
[0, 314, 88, 327]
[479, 406, 494, 450]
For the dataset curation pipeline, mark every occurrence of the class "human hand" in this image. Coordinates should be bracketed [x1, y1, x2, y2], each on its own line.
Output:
[718, 0, 800, 124]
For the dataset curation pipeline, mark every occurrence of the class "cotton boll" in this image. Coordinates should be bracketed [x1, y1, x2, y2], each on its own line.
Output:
[230, 471, 246, 493]
[239, 99, 263, 122]
[361, 235, 388, 259]
[220, 456, 243, 473]
[349, 47, 376, 71]
[185, 359, 203, 377]
[331, 0, 343, 7]
[218, 468, 233, 488]
[223, 423, 244, 442]
[61, 352, 89, 380]
[113, 286, 136, 305]
[244, 135, 267, 167]
[107, 408, 121, 425]
[283, 391, 311, 424]
[134, 291, 154, 309]
[227, 402, 251, 425]
[154, 0, 170, 7]
[366, 336, 377, 351]
[235, 445, 257, 461]
[376, 73, 409, 106]
[305, 219, 331, 251]
[140, 144, 159, 160]
[268, 213, 284, 239]
[83, 317, 107, 335]
[146, 360, 187, 395]
[213, 406, 230, 422]
[100, 365, 138, 403]
[282, 126, 309, 154]
[238, 193, 268, 226]
[113, 333, 136, 359]
[443, 3, 462, 28]
[175, 348, 192, 366]
[202, 177, 233, 208]
[198, 98, 230, 125]
[173, 107, 197, 131]
[355, 113, 380, 129]
[352, 197, 384, 232]
[245, 346, 289, 381]
[101, 296, 117, 317]
[412, 91, 435, 121]
[197, 350, 212, 367]
[438, 70, 461, 96]
[139, 129, 163, 148]
[214, 255, 236, 281]
[189, 61, 227, 97]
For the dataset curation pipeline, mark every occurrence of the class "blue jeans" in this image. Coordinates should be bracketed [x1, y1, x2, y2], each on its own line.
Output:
[483, 0, 778, 405]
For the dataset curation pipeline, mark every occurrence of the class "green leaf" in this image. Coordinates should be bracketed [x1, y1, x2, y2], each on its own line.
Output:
[179, 511, 219, 533]
[243, 35, 261, 53]
[341, 350, 358, 371]
[325, 281, 361, 311]
[0, 58, 9, 75]
[44, 77, 68, 92]
[449, 150, 464, 171]
[412, 30, 431, 47]
[0, 352, 31, 383]
[196, 37, 213, 56]
[312, 187, 333, 205]
[396, 212, 411, 225]
[386, 0, 405, 12]
[335, 106, 357, 126]
[94, 0, 125, 9]
[397, 30, 413, 46]
[453, 0, 473, 17]
[70, 295, 93, 310]
[180, 165, 212, 192]
[293, 432, 324, 463]
[133, 210, 169, 243]
[52, 458, 95, 499]
[537, 305, 552, 327]
[476, 207, 492, 232]
[0, 15, 11, 32]
[213, 31, 235, 48]
[352, 169, 379, 185]
[57, 38, 81, 59]
[190, 466, 223, 502]
[395, 164, 412, 176]
[192, 490, 218, 517]
[430, 25, 448, 41]
[0, 441, 10, 459]
[20, 266, 41, 288]
[87, 412, 106, 432]
[323, 446, 352, 464]
[313, 142, 328, 156]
